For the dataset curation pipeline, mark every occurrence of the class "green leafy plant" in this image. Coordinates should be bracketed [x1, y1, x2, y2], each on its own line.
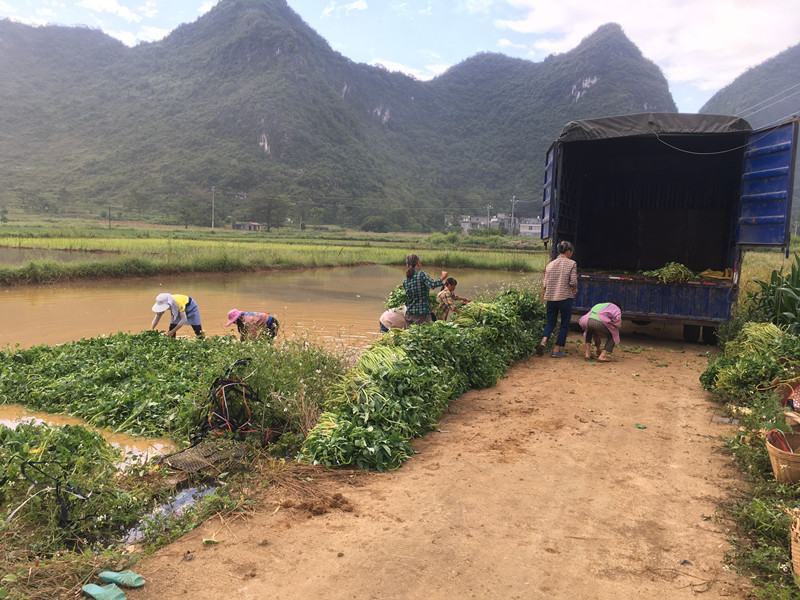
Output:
[642, 262, 695, 284]
[753, 254, 800, 334]
[302, 289, 545, 470]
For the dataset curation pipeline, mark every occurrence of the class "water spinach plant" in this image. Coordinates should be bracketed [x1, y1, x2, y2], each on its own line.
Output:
[302, 289, 545, 470]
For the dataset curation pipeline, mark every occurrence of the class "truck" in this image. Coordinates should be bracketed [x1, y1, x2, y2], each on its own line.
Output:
[540, 112, 798, 343]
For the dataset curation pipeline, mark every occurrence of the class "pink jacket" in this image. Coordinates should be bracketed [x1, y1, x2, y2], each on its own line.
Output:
[579, 303, 622, 345]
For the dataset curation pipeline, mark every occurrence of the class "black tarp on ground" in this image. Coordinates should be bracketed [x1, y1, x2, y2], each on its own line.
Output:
[557, 113, 752, 143]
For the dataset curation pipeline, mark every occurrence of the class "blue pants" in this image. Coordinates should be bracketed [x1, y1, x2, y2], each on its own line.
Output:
[543, 299, 573, 347]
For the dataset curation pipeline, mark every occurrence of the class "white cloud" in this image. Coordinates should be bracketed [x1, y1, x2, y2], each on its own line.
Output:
[496, 0, 800, 93]
[418, 1, 432, 16]
[198, 1, 214, 15]
[107, 28, 137, 45]
[322, 0, 368, 18]
[137, 25, 167, 41]
[497, 37, 526, 50]
[460, 0, 495, 13]
[77, 0, 141, 23]
[107, 24, 167, 46]
[372, 58, 449, 80]
[137, 0, 157, 18]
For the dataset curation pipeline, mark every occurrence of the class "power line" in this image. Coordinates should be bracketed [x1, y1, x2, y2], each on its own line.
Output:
[740, 88, 800, 119]
[735, 81, 800, 116]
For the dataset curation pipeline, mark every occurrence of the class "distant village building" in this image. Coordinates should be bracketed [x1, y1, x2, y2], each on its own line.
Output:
[460, 213, 542, 237]
[518, 218, 542, 238]
[459, 215, 488, 234]
[233, 221, 263, 231]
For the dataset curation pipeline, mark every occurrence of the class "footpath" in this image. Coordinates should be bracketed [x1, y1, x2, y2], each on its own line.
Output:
[131, 335, 747, 599]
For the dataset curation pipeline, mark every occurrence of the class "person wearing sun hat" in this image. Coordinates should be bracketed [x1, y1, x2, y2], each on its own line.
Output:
[151, 292, 204, 338]
[226, 309, 279, 341]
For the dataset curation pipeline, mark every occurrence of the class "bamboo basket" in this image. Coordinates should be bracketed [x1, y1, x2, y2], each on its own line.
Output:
[791, 509, 800, 588]
[766, 432, 800, 484]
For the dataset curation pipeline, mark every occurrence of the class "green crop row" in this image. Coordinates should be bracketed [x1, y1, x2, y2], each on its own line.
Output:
[0, 332, 344, 440]
[0, 235, 544, 284]
[301, 289, 545, 470]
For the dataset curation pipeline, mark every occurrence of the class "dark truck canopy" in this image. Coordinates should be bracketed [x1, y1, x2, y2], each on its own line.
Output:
[543, 113, 758, 272]
[556, 112, 752, 142]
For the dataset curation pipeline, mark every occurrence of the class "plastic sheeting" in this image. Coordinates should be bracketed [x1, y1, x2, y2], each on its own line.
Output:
[557, 112, 752, 143]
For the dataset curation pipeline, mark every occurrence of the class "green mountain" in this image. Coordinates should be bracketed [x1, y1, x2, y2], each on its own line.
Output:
[0, 0, 677, 230]
[701, 41, 800, 220]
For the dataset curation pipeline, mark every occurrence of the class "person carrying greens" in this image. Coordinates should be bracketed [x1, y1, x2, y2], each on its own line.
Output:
[402, 254, 447, 326]
[151, 292, 204, 338]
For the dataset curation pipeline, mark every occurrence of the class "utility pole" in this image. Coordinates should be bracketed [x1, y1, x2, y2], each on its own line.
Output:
[211, 186, 216, 229]
[510, 194, 518, 235]
[107, 204, 111, 229]
[486, 204, 493, 230]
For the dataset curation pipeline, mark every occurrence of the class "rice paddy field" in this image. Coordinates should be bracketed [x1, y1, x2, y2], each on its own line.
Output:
[0, 224, 546, 285]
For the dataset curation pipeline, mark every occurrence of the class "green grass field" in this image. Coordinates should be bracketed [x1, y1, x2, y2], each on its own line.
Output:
[0, 222, 546, 284]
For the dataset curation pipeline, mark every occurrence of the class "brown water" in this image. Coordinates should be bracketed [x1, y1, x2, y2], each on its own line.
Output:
[0, 264, 531, 348]
[0, 404, 176, 459]
[0, 246, 116, 265]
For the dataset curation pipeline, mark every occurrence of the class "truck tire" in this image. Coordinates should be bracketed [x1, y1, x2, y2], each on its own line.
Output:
[682, 324, 701, 343]
[701, 327, 718, 346]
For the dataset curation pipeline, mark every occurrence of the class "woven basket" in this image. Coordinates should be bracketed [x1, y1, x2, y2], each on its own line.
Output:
[766, 432, 800, 484]
[791, 509, 800, 588]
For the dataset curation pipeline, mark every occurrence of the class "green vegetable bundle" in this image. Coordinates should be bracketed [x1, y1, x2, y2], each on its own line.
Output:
[385, 284, 438, 310]
[700, 322, 800, 403]
[301, 289, 545, 470]
[642, 262, 695, 284]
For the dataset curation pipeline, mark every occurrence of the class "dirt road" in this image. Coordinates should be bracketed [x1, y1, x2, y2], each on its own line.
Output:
[131, 335, 746, 599]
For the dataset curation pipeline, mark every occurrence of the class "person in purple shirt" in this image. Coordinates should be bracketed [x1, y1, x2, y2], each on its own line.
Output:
[579, 302, 622, 362]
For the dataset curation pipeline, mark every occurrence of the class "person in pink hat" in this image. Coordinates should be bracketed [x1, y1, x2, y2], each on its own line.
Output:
[226, 309, 279, 341]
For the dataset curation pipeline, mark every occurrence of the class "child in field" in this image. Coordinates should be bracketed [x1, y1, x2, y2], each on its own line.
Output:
[226, 309, 279, 341]
[436, 277, 470, 321]
[578, 302, 622, 362]
[151, 293, 204, 338]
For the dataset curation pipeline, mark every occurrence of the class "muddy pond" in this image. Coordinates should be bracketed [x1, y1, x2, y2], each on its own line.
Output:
[0, 264, 532, 348]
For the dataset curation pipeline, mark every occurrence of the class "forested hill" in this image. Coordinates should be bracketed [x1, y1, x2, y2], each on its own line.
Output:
[0, 0, 677, 230]
[701, 41, 800, 219]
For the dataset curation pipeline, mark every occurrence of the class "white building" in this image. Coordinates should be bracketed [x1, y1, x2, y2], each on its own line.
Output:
[519, 217, 542, 238]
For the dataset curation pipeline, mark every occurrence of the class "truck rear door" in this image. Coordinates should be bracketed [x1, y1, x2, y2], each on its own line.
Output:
[737, 119, 799, 248]
[541, 143, 557, 240]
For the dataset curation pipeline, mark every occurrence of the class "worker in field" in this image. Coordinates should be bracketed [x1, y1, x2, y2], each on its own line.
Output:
[226, 309, 279, 341]
[436, 277, 470, 321]
[151, 293, 204, 337]
[537, 240, 577, 358]
[579, 302, 622, 362]
[402, 254, 447, 326]
[379, 306, 407, 332]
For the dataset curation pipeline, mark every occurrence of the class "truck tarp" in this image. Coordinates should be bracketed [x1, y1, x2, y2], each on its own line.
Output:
[557, 113, 752, 143]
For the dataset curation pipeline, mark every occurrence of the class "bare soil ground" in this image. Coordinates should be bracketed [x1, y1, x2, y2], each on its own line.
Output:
[130, 334, 747, 599]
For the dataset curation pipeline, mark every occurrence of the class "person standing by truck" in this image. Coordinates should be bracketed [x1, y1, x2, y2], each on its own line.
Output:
[537, 241, 577, 357]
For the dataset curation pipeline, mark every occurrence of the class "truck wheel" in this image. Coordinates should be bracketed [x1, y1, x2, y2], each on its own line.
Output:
[682, 324, 701, 343]
[701, 327, 718, 346]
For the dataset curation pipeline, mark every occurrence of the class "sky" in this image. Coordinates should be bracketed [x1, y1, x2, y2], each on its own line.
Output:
[1, 0, 799, 112]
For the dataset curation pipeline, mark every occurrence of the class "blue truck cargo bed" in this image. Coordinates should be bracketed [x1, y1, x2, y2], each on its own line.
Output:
[574, 273, 735, 325]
